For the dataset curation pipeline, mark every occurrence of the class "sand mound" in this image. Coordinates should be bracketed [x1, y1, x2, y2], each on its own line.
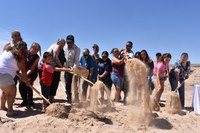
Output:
[165, 91, 181, 114]
[46, 103, 71, 118]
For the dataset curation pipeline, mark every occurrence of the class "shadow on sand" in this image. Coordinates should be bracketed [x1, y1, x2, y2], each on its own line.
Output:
[149, 118, 173, 129]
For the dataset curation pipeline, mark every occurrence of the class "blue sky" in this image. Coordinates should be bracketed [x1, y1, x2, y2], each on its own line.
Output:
[0, 0, 199, 64]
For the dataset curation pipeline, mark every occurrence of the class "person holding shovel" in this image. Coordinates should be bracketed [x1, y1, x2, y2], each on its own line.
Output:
[152, 53, 171, 103]
[40, 52, 73, 112]
[63, 35, 81, 104]
[48, 38, 66, 103]
[80, 48, 95, 101]
[0, 41, 30, 117]
[18, 42, 41, 108]
[169, 52, 190, 108]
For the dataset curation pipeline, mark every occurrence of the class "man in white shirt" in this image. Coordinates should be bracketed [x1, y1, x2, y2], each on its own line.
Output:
[120, 41, 134, 59]
[120, 41, 134, 105]
[63, 35, 80, 104]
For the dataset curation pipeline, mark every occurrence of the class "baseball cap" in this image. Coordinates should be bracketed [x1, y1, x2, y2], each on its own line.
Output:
[66, 35, 74, 43]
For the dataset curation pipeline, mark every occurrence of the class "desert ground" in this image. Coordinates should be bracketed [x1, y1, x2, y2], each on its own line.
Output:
[1, 65, 200, 133]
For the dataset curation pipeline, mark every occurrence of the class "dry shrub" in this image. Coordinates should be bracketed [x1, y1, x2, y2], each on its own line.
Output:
[165, 91, 181, 114]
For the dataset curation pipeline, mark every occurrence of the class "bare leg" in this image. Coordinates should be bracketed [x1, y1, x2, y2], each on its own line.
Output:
[115, 87, 121, 102]
[2, 84, 16, 112]
[155, 82, 164, 102]
[151, 80, 159, 97]
[0, 91, 7, 110]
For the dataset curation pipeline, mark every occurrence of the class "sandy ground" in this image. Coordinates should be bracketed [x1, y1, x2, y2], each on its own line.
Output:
[1, 66, 200, 133]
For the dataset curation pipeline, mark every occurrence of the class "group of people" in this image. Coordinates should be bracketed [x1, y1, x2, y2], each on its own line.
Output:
[0, 30, 190, 116]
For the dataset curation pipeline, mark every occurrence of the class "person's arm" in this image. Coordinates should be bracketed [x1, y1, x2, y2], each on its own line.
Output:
[27, 58, 39, 76]
[88, 57, 94, 80]
[99, 71, 109, 78]
[165, 68, 169, 78]
[185, 61, 191, 79]
[17, 59, 30, 86]
[174, 68, 182, 88]
[74, 47, 80, 68]
[53, 45, 63, 68]
[156, 68, 162, 89]
[112, 56, 125, 65]
[46, 64, 72, 73]
[55, 67, 73, 72]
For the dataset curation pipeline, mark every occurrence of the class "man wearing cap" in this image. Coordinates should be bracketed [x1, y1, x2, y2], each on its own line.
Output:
[63, 35, 80, 104]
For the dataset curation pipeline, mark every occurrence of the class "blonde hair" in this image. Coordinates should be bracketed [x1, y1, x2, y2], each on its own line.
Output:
[30, 42, 41, 55]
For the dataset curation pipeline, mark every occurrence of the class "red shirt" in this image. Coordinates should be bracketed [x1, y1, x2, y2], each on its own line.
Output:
[40, 63, 55, 86]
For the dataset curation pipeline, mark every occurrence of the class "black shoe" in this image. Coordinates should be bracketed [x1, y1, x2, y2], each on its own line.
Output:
[28, 101, 35, 108]
[66, 98, 71, 104]
[19, 101, 28, 107]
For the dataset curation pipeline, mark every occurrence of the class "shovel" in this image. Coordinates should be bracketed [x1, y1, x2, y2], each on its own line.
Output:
[16, 74, 51, 105]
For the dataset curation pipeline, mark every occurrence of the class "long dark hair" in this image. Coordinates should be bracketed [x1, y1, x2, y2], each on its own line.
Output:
[141, 49, 150, 62]
[7, 41, 27, 62]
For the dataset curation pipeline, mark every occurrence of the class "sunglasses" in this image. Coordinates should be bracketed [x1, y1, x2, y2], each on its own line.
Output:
[102, 56, 108, 58]
[126, 45, 132, 48]
[14, 34, 20, 37]
[84, 54, 89, 57]
[67, 42, 73, 45]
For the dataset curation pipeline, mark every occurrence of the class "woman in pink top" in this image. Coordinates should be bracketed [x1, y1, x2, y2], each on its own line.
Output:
[152, 53, 171, 103]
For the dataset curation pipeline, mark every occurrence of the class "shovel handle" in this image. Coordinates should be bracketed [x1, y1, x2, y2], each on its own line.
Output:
[29, 86, 51, 105]
[16, 74, 51, 105]
[174, 81, 184, 92]
[69, 71, 94, 85]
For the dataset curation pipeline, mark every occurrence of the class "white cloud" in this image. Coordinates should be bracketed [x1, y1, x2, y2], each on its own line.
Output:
[0, 28, 11, 53]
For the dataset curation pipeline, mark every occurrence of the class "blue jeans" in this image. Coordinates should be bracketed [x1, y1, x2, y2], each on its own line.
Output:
[169, 76, 185, 108]
[111, 72, 124, 89]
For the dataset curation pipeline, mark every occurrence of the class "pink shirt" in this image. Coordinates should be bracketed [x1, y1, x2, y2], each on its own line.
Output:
[153, 62, 169, 78]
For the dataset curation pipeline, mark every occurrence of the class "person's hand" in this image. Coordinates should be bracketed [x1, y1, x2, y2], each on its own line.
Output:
[158, 85, 161, 90]
[88, 74, 92, 81]
[69, 67, 73, 72]
[185, 74, 189, 79]
[25, 80, 31, 87]
[177, 81, 182, 89]
[98, 75, 101, 78]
